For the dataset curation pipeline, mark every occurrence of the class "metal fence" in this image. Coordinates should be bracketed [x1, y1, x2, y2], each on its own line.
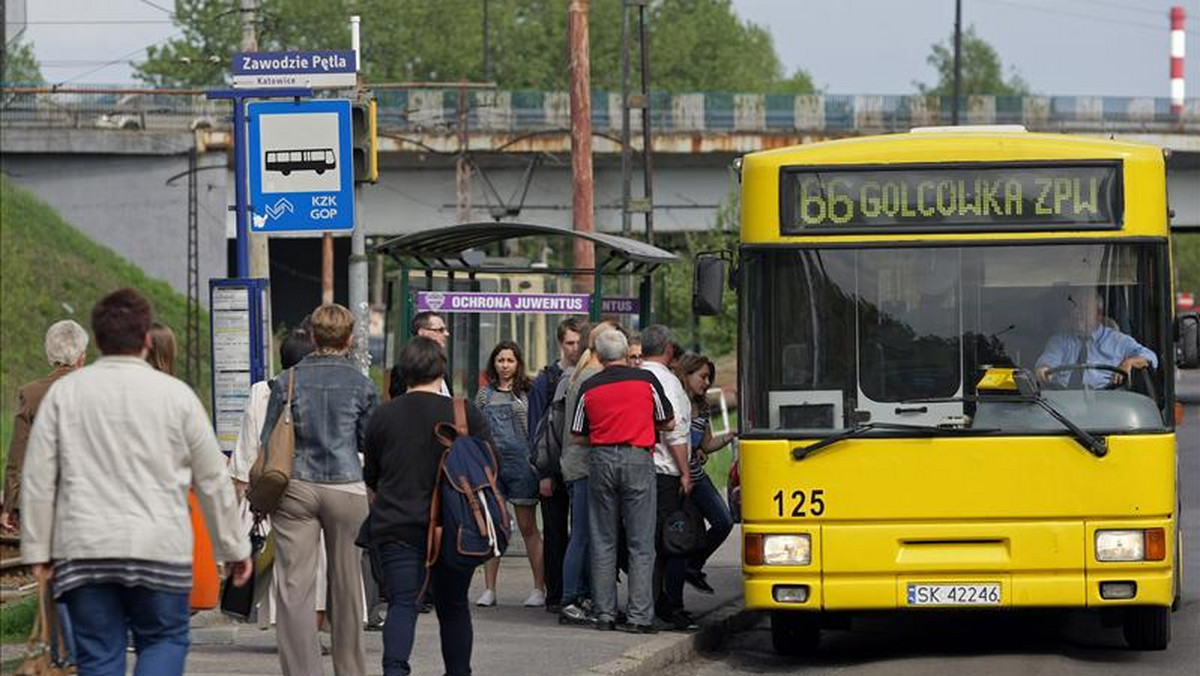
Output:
[3, 86, 1198, 135]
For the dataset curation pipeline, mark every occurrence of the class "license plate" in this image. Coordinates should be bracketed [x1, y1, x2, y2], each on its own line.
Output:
[907, 583, 1001, 606]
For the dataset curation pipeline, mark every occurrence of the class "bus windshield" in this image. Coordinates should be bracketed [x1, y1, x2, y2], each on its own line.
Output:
[741, 242, 1169, 437]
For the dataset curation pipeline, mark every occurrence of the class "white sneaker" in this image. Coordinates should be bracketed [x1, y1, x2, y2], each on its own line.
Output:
[476, 589, 497, 607]
[523, 589, 546, 607]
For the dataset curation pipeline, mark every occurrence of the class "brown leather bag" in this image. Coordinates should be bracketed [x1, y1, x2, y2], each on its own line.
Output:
[247, 369, 296, 515]
[14, 577, 71, 676]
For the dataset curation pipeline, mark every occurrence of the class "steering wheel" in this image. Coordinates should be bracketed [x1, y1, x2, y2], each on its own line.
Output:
[1043, 363, 1129, 390]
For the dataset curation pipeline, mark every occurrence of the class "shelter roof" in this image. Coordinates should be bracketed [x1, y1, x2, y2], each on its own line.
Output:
[374, 221, 676, 273]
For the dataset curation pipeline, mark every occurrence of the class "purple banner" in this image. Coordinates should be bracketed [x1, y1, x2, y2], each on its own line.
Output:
[600, 297, 640, 315]
[415, 292, 642, 315]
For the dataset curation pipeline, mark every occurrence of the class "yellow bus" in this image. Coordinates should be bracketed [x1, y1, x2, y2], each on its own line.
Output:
[695, 127, 1200, 653]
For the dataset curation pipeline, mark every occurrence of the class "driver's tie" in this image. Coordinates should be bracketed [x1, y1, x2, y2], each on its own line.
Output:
[1067, 337, 1088, 388]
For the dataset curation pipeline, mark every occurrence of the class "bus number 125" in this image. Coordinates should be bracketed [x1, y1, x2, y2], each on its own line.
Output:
[773, 489, 826, 517]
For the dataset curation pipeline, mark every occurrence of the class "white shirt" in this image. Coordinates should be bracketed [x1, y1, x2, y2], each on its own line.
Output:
[230, 380, 272, 483]
[21, 357, 250, 565]
[641, 360, 691, 477]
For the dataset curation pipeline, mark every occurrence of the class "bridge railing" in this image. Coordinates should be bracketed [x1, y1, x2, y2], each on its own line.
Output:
[3, 85, 1197, 135]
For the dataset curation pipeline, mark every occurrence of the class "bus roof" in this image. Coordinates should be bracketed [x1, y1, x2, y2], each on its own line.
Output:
[740, 130, 1168, 242]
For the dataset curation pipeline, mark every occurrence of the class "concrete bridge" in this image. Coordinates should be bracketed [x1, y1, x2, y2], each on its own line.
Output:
[2, 88, 1198, 305]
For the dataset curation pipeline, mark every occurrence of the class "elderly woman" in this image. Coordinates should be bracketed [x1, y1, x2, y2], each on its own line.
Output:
[362, 336, 492, 676]
[260, 304, 379, 676]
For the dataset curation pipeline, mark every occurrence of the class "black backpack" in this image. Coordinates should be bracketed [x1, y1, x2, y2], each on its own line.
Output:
[530, 366, 566, 478]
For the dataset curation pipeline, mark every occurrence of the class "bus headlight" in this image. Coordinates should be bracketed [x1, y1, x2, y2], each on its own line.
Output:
[1095, 529, 1165, 562]
[762, 534, 812, 566]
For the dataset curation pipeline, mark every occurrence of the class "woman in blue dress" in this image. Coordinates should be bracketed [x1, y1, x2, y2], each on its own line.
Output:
[474, 340, 546, 607]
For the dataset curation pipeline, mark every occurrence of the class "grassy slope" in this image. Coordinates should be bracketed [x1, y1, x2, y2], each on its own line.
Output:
[0, 176, 211, 477]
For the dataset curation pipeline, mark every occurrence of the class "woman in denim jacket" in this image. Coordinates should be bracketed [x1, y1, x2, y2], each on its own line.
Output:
[260, 304, 380, 676]
[473, 340, 545, 607]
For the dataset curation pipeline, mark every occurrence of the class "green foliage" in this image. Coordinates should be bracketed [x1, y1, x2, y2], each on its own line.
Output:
[1175, 234, 1200, 296]
[0, 594, 37, 642]
[916, 25, 1030, 96]
[0, 177, 213, 476]
[135, 0, 813, 93]
[652, 181, 740, 357]
[3, 39, 44, 84]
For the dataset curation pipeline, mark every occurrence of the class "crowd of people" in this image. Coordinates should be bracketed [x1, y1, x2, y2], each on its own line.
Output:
[5, 288, 737, 676]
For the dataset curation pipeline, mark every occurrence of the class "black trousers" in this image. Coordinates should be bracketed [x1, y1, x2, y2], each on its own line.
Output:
[540, 480, 570, 606]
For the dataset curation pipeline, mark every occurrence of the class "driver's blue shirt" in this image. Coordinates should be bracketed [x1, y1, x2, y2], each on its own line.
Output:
[1035, 324, 1158, 389]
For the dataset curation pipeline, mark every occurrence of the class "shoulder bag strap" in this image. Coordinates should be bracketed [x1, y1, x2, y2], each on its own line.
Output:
[453, 397, 469, 437]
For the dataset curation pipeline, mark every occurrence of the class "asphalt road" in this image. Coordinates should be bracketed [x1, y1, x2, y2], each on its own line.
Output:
[677, 372, 1200, 676]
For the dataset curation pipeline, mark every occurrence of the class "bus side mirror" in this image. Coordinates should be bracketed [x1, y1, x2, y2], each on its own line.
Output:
[693, 255, 726, 316]
[1176, 313, 1200, 369]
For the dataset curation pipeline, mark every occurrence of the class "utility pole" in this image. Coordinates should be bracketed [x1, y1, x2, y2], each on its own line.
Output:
[483, 0, 492, 81]
[952, 0, 962, 126]
[242, 0, 272, 281]
[456, 84, 471, 223]
[349, 15, 370, 374]
[568, 0, 595, 291]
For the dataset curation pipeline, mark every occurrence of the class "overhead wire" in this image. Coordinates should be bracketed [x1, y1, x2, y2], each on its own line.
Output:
[978, 0, 1200, 36]
[53, 31, 182, 86]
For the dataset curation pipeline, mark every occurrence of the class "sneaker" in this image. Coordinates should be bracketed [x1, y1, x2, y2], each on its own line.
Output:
[364, 618, 384, 632]
[616, 622, 658, 635]
[594, 617, 616, 631]
[657, 610, 700, 632]
[523, 589, 546, 607]
[476, 589, 497, 607]
[684, 570, 715, 595]
[559, 602, 592, 626]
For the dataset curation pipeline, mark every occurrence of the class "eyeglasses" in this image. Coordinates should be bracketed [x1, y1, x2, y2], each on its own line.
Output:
[628, 354, 644, 362]
[423, 326, 450, 335]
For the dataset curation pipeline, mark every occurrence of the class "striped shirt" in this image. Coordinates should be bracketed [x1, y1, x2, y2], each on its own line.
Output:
[53, 558, 192, 599]
[688, 415, 709, 482]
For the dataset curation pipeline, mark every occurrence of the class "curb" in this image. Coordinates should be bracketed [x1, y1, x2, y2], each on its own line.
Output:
[569, 601, 760, 676]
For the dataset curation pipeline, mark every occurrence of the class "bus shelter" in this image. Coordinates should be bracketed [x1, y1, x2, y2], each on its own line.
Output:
[374, 221, 677, 397]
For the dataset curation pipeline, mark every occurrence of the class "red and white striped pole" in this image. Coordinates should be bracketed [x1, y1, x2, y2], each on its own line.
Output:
[1170, 6, 1186, 116]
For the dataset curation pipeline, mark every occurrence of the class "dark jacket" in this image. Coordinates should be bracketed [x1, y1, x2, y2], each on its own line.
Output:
[260, 353, 379, 483]
[3, 365, 74, 515]
[362, 393, 492, 547]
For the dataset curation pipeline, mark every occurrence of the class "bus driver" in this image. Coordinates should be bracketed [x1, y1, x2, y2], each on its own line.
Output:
[1034, 291, 1157, 389]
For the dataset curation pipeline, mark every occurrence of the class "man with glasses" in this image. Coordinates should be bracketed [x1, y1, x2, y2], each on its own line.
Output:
[627, 335, 643, 366]
[411, 312, 452, 396]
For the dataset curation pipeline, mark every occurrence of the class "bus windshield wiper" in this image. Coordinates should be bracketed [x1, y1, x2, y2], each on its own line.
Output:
[1025, 394, 1108, 458]
[792, 421, 998, 461]
[897, 395, 1107, 458]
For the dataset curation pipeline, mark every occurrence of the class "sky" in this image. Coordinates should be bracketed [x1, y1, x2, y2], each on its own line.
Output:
[12, 0, 1200, 98]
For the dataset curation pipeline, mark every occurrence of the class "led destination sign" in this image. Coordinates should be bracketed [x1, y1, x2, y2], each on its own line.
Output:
[781, 162, 1121, 233]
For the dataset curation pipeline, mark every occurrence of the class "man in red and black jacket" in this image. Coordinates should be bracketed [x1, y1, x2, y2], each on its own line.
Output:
[570, 329, 673, 634]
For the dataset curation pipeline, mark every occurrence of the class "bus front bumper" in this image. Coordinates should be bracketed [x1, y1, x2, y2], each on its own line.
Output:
[743, 519, 1175, 612]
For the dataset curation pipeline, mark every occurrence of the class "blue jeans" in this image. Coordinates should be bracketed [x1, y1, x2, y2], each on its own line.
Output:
[51, 601, 76, 666]
[687, 473, 734, 573]
[62, 584, 189, 676]
[377, 541, 474, 676]
[562, 478, 591, 603]
[588, 445, 657, 626]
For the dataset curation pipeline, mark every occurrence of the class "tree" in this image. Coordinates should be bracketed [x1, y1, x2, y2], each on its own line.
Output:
[135, 0, 813, 93]
[917, 25, 1029, 96]
[3, 39, 44, 84]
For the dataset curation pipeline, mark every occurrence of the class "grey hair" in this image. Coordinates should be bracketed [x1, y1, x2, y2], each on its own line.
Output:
[640, 324, 672, 358]
[594, 329, 629, 364]
[45, 319, 89, 367]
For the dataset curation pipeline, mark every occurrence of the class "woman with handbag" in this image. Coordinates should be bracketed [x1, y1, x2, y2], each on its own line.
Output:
[362, 337, 492, 676]
[473, 340, 545, 608]
[257, 304, 379, 676]
[672, 354, 736, 595]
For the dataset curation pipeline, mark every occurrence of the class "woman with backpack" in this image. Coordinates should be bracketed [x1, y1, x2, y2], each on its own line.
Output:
[362, 337, 492, 676]
[474, 340, 546, 608]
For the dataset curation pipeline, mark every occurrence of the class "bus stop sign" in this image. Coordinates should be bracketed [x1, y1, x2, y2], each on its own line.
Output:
[247, 99, 354, 233]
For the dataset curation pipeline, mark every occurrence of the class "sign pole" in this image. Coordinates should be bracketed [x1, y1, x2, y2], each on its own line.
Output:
[349, 14, 371, 374]
[206, 86, 312, 277]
